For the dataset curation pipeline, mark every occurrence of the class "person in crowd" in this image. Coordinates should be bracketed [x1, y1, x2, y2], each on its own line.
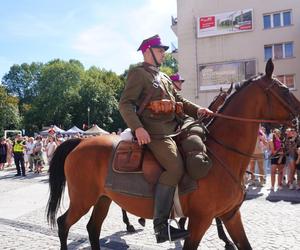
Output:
[25, 137, 35, 172]
[284, 127, 299, 189]
[295, 147, 300, 190]
[13, 134, 26, 176]
[45, 136, 57, 164]
[248, 125, 268, 186]
[32, 135, 44, 173]
[23, 137, 29, 170]
[0, 137, 8, 170]
[119, 34, 212, 243]
[6, 138, 13, 167]
[170, 73, 185, 91]
[269, 129, 286, 191]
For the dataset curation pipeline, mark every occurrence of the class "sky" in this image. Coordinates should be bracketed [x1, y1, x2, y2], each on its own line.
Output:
[0, 0, 177, 78]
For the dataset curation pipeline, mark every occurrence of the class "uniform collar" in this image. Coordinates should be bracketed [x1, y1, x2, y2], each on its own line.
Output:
[143, 62, 159, 74]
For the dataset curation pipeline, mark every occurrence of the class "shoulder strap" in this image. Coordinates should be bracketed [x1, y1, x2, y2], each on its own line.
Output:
[136, 66, 161, 116]
[136, 84, 157, 116]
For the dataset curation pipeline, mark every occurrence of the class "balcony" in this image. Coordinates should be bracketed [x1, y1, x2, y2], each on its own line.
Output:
[171, 16, 178, 36]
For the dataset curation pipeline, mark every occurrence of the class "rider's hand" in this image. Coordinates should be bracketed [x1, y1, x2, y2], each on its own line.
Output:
[135, 127, 151, 146]
[197, 107, 213, 118]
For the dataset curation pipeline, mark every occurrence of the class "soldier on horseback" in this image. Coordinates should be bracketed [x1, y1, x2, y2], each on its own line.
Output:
[119, 34, 212, 243]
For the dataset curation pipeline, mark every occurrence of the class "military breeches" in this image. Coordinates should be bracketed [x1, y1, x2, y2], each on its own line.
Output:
[147, 137, 184, 186]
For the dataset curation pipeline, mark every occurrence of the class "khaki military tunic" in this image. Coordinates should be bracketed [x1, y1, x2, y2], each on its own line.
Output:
[119, 63, 202, 186]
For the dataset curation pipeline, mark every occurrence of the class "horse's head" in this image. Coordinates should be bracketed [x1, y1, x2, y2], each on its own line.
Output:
[255, 59, 300, 127]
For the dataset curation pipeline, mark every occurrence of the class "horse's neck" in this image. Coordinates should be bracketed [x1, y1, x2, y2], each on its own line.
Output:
[209, 86, 263, 176]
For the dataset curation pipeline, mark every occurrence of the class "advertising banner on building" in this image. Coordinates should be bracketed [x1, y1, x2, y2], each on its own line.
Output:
[197, 9, 253, 38]
[198, 60, 256, 91]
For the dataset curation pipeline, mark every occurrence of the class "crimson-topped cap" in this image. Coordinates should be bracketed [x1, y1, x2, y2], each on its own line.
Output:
[170, 73, 185, 82]
[137, 35, 169, 53]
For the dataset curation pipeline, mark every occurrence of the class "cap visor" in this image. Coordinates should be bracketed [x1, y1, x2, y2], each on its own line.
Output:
[152, 45, 169, 51]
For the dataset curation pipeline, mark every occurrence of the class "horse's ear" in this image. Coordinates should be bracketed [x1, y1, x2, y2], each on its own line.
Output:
[227, 83, 233, 94]
[265, 58, 274, 78]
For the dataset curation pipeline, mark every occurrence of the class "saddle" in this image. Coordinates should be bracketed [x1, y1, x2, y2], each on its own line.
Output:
[106, 139, 197, 198]
[112, 140, 162, 185]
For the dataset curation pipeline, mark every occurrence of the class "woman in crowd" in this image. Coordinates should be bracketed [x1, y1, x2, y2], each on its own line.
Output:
[5, 138, 13, 167]
[295, 147, 300, 190]
[33, 136, 44, 173]
[45, 136, 57, 164]
[0, 138, 8, 170]
[248, 125, 268, 186]
[269, 129, 286, 191]
[284, 128, 299, 189]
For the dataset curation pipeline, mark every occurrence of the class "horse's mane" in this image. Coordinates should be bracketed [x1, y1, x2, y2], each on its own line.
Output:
[207, 74, 264, 128]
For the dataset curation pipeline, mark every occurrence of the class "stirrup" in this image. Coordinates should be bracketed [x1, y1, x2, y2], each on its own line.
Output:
[167, 218, 180, 243]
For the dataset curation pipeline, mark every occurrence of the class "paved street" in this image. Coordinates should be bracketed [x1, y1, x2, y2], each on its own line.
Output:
[0, 165, 300, 250]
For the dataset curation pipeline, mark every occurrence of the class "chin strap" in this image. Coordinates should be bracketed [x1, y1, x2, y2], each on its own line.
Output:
[149, 47, 161, 67]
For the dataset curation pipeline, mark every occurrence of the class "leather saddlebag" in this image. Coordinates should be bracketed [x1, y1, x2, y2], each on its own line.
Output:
[113, 141, 143, 173]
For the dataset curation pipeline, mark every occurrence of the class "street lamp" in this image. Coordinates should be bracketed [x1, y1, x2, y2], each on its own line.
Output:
[87, 106, 90, 129]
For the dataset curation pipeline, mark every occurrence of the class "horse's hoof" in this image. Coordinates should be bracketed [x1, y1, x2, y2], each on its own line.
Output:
[225, 242, 236, 250]
[126, 225, 136, 233]
[138, 218, 145, 227]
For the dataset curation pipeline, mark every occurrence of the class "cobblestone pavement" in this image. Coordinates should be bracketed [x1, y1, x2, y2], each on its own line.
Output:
[0, 166, 300, 250]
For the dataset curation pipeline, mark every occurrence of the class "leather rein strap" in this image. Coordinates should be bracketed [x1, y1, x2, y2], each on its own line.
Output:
[209, 112, 292, 125]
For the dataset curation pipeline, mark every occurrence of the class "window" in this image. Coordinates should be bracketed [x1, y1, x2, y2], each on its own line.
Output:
[198, 60, 256, 91]
[273, 13, 281, 27]
[264, 46, 272, 61]
[285, 42, 293, 58]
[264, 42, 294, 60]
[263, 15, 271, 29]
[276, 74, 295, 89]
[283, 12, 291, 26]
[263, 10, 292, 29]
[274, 44, 283, 59]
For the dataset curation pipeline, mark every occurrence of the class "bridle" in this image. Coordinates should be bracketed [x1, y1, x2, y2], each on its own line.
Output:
[208, 77, 299, 128]
[205, 76, 300, 185]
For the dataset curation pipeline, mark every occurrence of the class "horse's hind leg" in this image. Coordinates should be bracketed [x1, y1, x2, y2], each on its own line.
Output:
[57, 211, 69, 250]
[87, 196, 112, 250]
[221, 210, 252, 250]
[57, 204, 92, 250]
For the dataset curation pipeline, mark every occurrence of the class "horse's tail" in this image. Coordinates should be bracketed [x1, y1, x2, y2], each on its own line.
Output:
[46, 138, 82, 227]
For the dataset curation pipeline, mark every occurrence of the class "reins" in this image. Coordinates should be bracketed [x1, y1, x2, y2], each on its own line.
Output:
[209, 112, 292, 126]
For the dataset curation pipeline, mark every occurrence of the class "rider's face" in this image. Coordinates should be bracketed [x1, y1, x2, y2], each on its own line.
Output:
[152, 48, 165, 64]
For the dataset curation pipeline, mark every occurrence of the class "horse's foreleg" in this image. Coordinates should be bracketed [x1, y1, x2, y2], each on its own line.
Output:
[183, 217, 212, 250]
[87, 196, 112, 250]
[121, 209, 136, 232]
[215, 217, 236, 250]
[221, 210, 252, 250]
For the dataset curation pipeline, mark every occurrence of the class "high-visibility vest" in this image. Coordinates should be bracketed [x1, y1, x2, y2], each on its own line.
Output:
[13, 141, 24, 152]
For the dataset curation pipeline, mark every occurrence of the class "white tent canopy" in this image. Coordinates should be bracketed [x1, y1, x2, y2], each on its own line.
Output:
[65, 126, 84, 134]
[84, 125, 109, 135]
[40, 125, 66, 135]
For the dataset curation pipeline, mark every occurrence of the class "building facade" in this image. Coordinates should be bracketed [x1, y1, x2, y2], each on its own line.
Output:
[172, 0, 300, 107]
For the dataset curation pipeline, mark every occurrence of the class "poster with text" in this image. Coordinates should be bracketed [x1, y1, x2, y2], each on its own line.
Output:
[197, 9, 253, 38]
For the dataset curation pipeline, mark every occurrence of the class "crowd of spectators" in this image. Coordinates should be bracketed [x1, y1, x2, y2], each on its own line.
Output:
[1, 126, 300, 191]
[247, 125, 300, 191]
[0, 133, 89, 176]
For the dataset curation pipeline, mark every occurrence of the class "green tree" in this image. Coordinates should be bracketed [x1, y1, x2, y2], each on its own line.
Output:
[25, 59, 83, 131]
[75, 67, 124, 132]
[161, 53, 178, 75]
[0, 86, 21, 136]
[2, 62, 43, 104]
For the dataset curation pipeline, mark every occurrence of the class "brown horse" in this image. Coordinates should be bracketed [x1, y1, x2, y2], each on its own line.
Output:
[47, 59, 300, 250]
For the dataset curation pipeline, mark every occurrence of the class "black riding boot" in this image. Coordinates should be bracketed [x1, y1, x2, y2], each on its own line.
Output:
[153, 183, 190, 243]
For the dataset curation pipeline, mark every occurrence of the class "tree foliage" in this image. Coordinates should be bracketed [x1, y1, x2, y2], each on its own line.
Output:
[0, 86, 21, 136]
[0, 54, 176, 135]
